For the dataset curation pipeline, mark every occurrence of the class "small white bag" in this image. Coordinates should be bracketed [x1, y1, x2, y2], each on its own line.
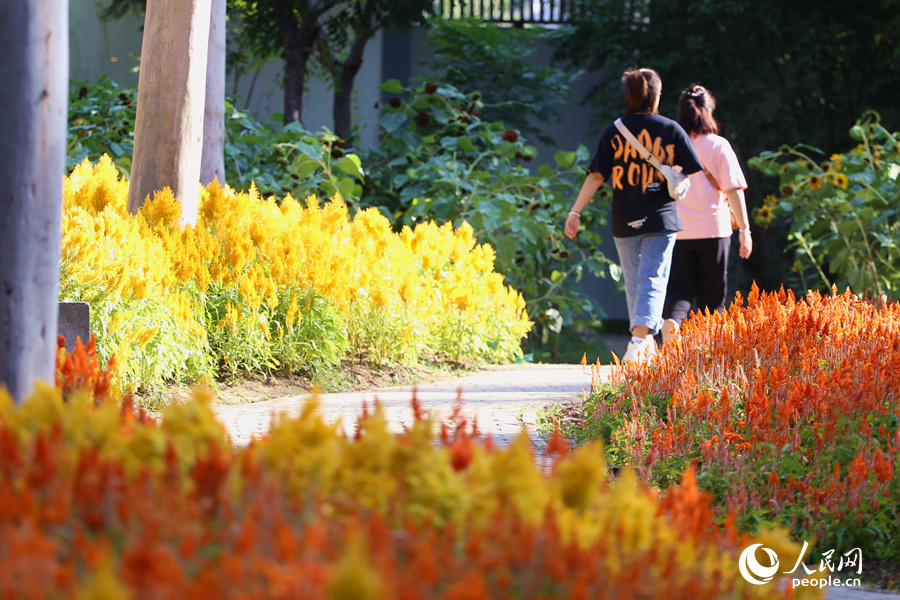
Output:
[614, 119, 691, 201]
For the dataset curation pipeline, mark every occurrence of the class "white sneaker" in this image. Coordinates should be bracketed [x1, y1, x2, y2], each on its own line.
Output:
[622, 336, 656, 364]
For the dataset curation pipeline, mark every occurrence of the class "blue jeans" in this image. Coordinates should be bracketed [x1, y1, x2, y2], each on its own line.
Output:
[614, 232, 677, 336]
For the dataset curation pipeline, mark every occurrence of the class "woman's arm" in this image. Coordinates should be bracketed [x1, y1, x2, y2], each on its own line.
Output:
[565, 171, 605, 239]
[725, 188, 752, 259]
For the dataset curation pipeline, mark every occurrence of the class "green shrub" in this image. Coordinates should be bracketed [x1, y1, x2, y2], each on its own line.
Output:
[362, 80, 614, 343]
[67, 75, 136, 176]
[749, 111, 900, 299]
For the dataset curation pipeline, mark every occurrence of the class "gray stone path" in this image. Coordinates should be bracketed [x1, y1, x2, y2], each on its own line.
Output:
[213, 363, 598, 448]
[212, 362, 898, 599]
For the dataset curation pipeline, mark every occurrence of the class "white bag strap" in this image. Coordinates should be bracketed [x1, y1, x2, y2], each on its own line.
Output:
[614, 118, 666, 172]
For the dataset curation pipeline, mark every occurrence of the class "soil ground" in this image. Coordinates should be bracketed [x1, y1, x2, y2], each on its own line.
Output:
[136, 356, 479, 410]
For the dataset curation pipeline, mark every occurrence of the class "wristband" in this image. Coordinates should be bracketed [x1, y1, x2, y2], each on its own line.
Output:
[568, 211, 581, 218]
[739, 228, 751, 234]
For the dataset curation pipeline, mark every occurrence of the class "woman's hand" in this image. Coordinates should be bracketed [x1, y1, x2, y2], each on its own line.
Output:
[738, 230, 752, 258]
[566, 173, 604, 240]
[565, 213, 580, 239]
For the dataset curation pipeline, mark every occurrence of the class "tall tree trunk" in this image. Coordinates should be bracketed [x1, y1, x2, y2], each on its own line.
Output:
[200, 0, 227, 186]
[127, 0, 212, 227]
[0, 0, 68, 403]
[282, 24, 313, 124]
[332, 33, 370, 142]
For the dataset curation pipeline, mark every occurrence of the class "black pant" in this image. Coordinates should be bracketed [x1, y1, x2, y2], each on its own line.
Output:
[662, 237, 730, 325]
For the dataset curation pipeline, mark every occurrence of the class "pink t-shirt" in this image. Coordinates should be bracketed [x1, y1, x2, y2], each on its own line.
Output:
[676, 133, 747, 240]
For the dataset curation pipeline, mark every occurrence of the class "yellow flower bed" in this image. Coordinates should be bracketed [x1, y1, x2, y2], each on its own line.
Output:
[60, 157, 532, 391]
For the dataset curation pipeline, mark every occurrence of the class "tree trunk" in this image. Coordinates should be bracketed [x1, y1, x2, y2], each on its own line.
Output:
[332, 33, 370, 142]
[0, 0, 68, 402]
[200, 0, 227, 187]
[282, 24, 312, 125]
[127, 0, 212, 227]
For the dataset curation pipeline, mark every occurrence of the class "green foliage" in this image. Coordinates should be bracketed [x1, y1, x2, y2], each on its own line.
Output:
[223, 104, 365, 202]
[362, 80, 615, 339]
[206, 284, 348, 380]
[66, 78, 364, 204]
[67, 76, 136, 177]
[420, 15, 579, 145]
[749, 111, 900, 299]
[553, 0, 900, 159]
[58, 256, 214, 393]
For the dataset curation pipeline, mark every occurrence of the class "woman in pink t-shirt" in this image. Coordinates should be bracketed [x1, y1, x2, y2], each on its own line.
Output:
[661, 85, 753, 344]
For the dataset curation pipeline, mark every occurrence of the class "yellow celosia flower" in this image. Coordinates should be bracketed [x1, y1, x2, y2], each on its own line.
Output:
[62, 157, 532, 382]
[74, 558, 133, 600]
[326, 534, 383, 600]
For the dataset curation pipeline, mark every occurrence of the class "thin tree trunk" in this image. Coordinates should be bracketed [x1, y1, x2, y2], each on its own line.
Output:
[282, 24, 312, 124]
[0, 0, 68, 402]
[332, 33, 370, 142]
[200, 0, 227, 187]
[127, 0, 212, 227]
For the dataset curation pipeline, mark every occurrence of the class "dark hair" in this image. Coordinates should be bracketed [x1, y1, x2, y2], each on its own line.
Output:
[676, 85, 719, 135]
[622, 67, 662, 115]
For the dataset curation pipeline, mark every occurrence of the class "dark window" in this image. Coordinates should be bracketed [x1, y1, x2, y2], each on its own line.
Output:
[432, 0, 580, 25]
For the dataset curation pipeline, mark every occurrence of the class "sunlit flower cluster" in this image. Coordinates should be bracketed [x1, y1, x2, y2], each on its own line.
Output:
[0, 342, 819, 599]
[60, 157, 532, 390]
[589, 285, 900, 562]
[749, 112, 900, 299]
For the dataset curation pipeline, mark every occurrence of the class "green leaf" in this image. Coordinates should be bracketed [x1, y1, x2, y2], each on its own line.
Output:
[574, 144, 591, 163]
[554, 150, 576, 169]
[381, 112, 407, 134]
[849, 171, 876, 185]
[296, 161, 320, 179]
[282, 122, 307, 134]
[336, 155, 363, 178]
[550, 270, 564, 284]
[457, 137, 476, 153]
[379, 79, 404, 94]
[837, 220, 858, 237]
[292, 140, 324, 160]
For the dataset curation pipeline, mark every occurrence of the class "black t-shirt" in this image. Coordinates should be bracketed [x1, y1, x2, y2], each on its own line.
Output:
[588, 114, 703, 238]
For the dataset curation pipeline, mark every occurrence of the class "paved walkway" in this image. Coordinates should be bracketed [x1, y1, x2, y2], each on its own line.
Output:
[213, 363, 599, 449]
[212, 362, 898, 600]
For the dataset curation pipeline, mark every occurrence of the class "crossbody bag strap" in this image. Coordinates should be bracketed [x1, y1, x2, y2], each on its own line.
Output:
[702, 169, 721, 191]
[614, 118, 665, 172]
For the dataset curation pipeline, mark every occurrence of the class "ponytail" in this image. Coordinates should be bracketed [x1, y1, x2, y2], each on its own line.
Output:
[622, 67, 662, 115]
[677, 85, 719, 135]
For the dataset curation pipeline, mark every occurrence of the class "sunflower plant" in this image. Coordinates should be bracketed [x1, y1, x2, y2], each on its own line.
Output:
[749, 111, 900, 299]
[363, 80, 615, 345]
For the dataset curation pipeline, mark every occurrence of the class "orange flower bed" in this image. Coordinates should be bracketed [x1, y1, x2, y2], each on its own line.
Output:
[0, 338, 823, 599]
[588, 285, 899, 565]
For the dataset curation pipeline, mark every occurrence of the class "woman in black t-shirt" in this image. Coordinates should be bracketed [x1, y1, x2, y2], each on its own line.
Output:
[565, 67, 703, 364]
